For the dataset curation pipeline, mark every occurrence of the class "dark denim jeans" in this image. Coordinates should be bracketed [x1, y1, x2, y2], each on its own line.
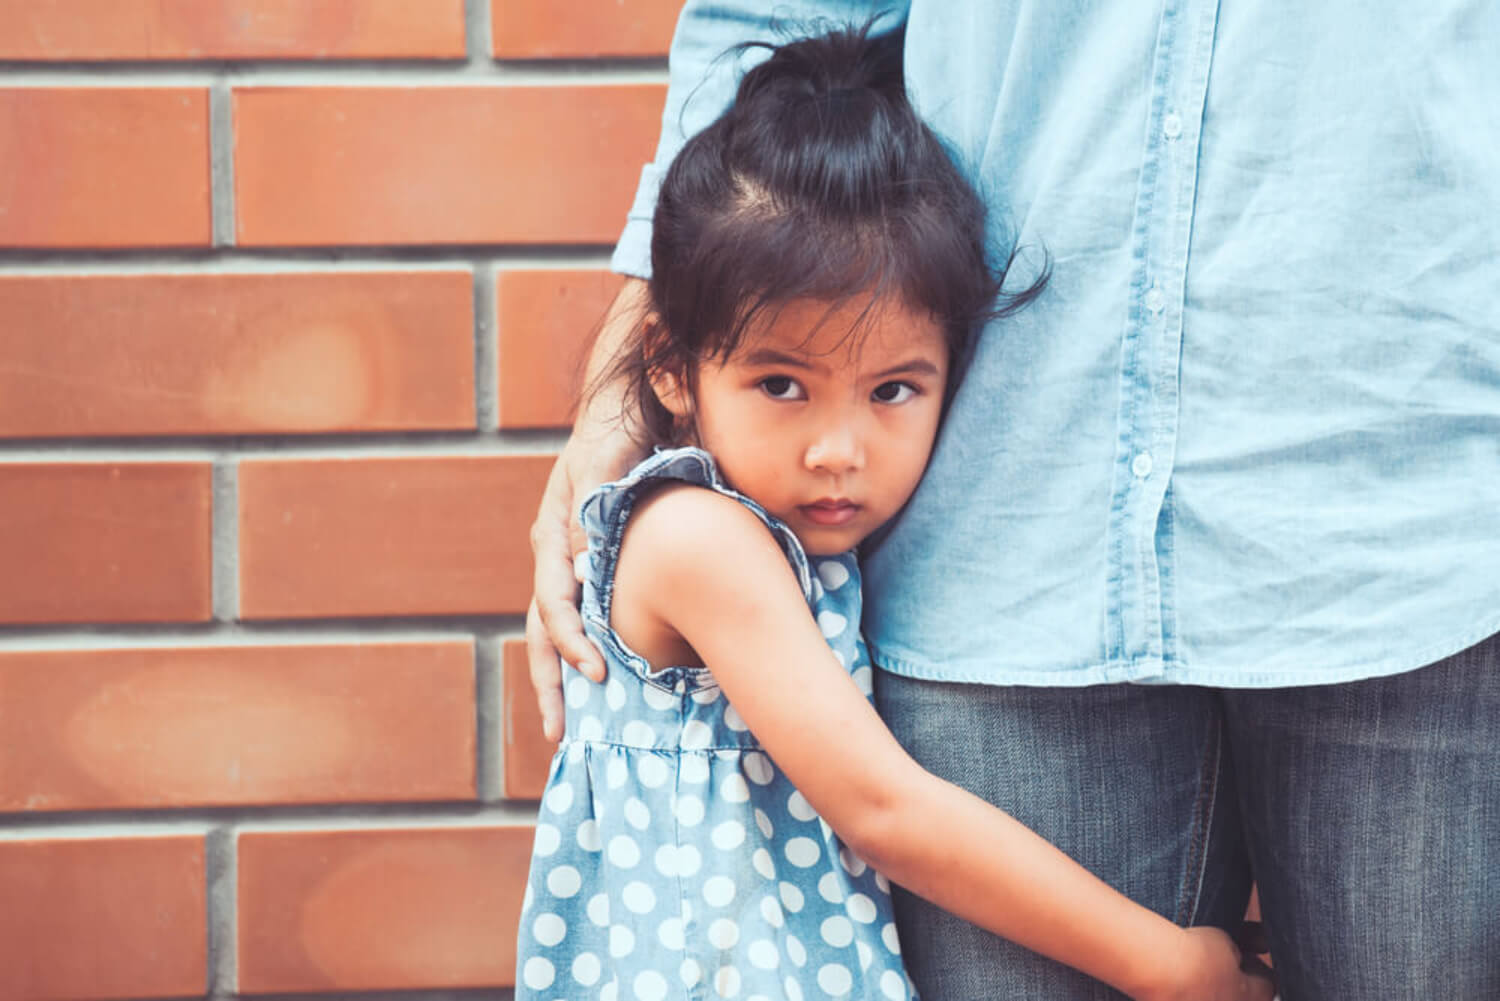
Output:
[874, 632, 1500, 1000]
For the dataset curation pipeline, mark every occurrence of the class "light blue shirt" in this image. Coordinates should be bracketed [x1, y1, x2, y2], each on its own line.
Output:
[612, 1, 1500, 688]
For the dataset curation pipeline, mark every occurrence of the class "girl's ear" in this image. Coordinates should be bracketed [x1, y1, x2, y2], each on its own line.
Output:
[643, 315, 693, 420]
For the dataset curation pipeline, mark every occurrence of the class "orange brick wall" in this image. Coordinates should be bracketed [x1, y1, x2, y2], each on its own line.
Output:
[0, 4, 677, 999]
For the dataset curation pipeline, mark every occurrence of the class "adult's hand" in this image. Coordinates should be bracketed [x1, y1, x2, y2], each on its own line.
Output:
[527, 278, 652, 741]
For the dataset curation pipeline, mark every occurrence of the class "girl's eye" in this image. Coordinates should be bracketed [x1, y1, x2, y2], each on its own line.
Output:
[872, 381, 917, 404]
[759, 376, 805, 400]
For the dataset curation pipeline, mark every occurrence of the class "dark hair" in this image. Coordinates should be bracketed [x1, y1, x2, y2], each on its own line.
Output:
[613, 22, 1046, 444]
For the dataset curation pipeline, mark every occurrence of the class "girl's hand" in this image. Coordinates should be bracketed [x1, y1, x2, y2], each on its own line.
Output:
[526, 278, 652, 741]
[1137, 926, 1276, 1001]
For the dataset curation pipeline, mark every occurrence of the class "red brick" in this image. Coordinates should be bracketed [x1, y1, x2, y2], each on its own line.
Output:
[0, 463, 212, 624]
[492, 0, 679, 59]
[496, 269, 621, 429]
[239, 454, 552, 619]
[0, 88, 209, 248]
[238, 826, 532, 991]
[0, 835, 205, 1001]
[502, 638, 555, 799]
[0, 272, 474, 438]
[0, 642, 475, 812]
[234, 85, 665, 246]
[0, 0, 466, 61]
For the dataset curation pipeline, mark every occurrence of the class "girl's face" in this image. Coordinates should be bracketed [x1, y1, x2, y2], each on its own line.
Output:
[656, 296, 949, 556]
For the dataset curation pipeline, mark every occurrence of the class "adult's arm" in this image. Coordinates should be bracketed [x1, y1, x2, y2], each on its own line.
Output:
[526, 0, 906, 740]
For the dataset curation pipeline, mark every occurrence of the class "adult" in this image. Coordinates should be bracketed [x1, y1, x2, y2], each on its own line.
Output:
[528, 2, 1500, 998]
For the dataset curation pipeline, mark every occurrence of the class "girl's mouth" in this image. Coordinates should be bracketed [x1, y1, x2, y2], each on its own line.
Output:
[799, 499, 861, 526]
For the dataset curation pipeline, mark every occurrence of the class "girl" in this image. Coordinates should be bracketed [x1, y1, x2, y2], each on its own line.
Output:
[516, 25, 1272, 1001]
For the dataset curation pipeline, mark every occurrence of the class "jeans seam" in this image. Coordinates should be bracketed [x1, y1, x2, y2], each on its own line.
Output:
[1175, 713, 1221, 926]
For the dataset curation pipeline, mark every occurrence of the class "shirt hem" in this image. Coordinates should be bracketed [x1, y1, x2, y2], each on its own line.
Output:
[868, 613, 1500, 690]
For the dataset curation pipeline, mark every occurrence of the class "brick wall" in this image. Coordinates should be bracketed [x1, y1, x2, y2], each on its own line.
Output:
[0, 4, 678, 999]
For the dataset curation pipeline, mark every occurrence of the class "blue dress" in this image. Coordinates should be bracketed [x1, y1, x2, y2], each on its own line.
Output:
[516, 448, 917, 1001]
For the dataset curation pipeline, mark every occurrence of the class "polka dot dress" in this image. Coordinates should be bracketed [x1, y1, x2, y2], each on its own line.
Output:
[517, 448, 918, 1000]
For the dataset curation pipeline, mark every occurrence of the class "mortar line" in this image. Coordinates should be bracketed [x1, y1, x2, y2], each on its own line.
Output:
[205, 825, 237, 997]
[209, 78, 236, 248]
[474, 259, 499, 431]
[211, 459, 240, 623]
[475, 634, 505, 803]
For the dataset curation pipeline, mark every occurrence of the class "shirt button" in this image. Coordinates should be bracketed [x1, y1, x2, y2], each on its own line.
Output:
[1131, 452, 1154, 479]
[1163, 112, 1183, 139]
[1144, 285, 1166, 314]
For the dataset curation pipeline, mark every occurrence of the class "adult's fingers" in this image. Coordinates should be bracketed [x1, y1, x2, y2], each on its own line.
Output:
[529, 457, 605, 683]
[526, 599, 567, 742]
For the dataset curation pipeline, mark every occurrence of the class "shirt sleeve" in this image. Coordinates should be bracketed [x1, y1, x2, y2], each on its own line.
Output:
[610, 0, 909, 279]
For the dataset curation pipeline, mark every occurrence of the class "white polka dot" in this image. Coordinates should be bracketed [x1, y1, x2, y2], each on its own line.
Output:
[607, 756, 629, 789]
[586, 892, 609, 926]
[602, 981, 619, 1001]
[653, 844, 678, 877]
[787, 790, 817, 821]
[723, 703, 750, 731]
[622, 880, 656, 914]
[546, 866, 581, 898]
[743, 752, 774, 785]
[839, 845, 868, 878]
[875, 871, 891, 894]
[857, 940, 873, 970]
[576, 715, 604, 740]
[818, 872, 845, 904]
[657, 916, 684, 950]
[817, 560, 851, 590]
[691, 686, 722, 706]
[711, 820, 746, 850]
[675, 794, 705, 826]
[634, 970, 668, 1001]
[605, 677, 626, 711]
[566, 676, 592, 708]
[759, 896, 784, 928]
[522, 882, 533, 912]
[565, 738, 587, 764]
[708, 917, 740, 949]
[818, 964, 852, 996]
[785, 975, 804, 1001]
[638, 756, 669, 788]
[881, 922, 901, 954]
[817, 610, 847, 639]
[572, 952, 601, 986]
[720, 773, 750, 803]
[713, 965, 741, 998]
[676, 844, 702, 877]
[575, 818, 601, 852]
[847, 892, 877, 923]
[681, 754, 710, 783]
[533, 912, 566, 947]
[785, 837, 820, 868]
[608, 835, 640, 869]
[748, 939, 779, 970]
[680, 958, 703, 987]
[821, 915, 854, 948]
[818, 818, 835, 842]
[522, 956, 555, 989]
[532, 823, 561, 857]
[703, 875, 737, 907]
[880, 970, 906, 1000]
[832, 647, 846, 667]
[755, 809, 774, 838]
[544, 783, 574, 813]
[779, 881, 805, 912]
[682, 720, 714, 749]
[643, 684, 677, 711]
[622, 720, 656, 746]
[609, 924, 635, 958]
[852, 667, 874, 695]
[785, 933, 807, 966]
[624, 797, 651, 830]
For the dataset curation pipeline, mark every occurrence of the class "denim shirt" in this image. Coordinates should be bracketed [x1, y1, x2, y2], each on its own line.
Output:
[613, 1, 1500, 688]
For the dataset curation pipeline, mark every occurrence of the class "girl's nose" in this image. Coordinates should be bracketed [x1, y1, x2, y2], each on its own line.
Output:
[804, 425, 863, 473]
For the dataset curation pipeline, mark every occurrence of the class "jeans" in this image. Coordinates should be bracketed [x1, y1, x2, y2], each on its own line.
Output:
[874, 631, 1500, 1000]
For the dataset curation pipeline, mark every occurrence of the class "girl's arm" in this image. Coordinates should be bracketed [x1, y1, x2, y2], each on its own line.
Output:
[618, 486, 1271, 1001]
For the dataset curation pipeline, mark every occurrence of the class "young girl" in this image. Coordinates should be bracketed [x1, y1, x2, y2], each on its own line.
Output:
[516, 25, 1273, 1001]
